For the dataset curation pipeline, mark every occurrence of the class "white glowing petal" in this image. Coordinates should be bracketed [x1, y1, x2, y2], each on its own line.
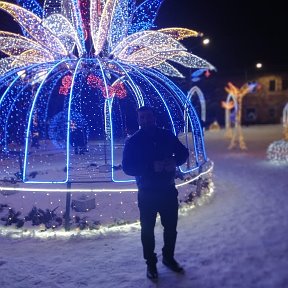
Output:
[118, 48, 181, 68]
[154, 62, 185, 78]
[90, 0, 104, 47]
[21, 49, 53, 63]
[0, 31, 46, 56]
[158, 28, 202, 40]
[0, 57, 16, 76]
[112, 31, 186, 60]
[61, 0, 77, 26]
[170, 51, 216, 70]
[42, 14, 80, 53]
[0, 1, 67, 56]
[93, 0, 120, 56]
[10, 50, 53, 70]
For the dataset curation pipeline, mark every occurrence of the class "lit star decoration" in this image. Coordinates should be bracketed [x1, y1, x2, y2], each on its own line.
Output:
[0, 0, 215, 191]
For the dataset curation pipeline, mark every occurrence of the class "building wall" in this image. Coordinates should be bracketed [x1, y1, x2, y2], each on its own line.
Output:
[243, 74, 288, 124]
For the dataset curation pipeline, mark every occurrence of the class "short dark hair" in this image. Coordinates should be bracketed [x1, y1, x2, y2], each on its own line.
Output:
[137, 106, 155, 114]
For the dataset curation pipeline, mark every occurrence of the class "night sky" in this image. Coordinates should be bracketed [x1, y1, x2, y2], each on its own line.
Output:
[0, 0, 287, 75]
[156, 0, 287, 74]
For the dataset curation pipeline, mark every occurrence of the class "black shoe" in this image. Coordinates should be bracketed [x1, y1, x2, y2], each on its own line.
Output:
[162, 257, 184, 273]
[146, 264, 158, 280]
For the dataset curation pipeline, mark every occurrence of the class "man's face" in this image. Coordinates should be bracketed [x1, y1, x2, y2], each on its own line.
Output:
[137, 110, 156, 130]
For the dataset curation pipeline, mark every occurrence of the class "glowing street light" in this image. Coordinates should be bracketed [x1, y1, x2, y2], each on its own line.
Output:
[202, 38, 210, 46]
[256, 63, 263, 69]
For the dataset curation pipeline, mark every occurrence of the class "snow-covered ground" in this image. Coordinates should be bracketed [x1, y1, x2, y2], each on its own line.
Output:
[0, 124, 287, 288]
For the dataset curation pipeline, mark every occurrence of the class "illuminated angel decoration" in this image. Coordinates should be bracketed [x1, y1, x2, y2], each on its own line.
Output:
[0, 0, 215, 190]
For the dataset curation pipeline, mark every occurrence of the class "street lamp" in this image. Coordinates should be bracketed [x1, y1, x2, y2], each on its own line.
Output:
[256, 62, 263, 69]
[202, 38, 210, 46]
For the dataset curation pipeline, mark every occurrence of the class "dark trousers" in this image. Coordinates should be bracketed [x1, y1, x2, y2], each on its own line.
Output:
[138, 187, 179, 265]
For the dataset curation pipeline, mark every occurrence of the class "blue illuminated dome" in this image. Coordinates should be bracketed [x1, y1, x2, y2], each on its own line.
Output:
[0, 0, 215, 191]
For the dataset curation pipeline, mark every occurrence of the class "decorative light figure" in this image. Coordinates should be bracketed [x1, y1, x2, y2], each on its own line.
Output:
[283, 102, 288, 141]
[186, 85, 206, 128]
[221, 95, 237, 139]
[224, 81, 258, 150]
[0, 0, 215, 192]
[266, 102, 288, 163]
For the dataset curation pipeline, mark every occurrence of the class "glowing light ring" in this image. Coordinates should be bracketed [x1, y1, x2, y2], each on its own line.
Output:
[0, 160, 214, 194]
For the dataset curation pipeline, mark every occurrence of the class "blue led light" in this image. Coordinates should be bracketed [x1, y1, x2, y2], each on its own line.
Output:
[0, 0, 213, 191]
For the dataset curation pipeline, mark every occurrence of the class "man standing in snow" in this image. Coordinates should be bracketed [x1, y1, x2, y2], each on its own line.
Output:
[122, 106, 189, 280]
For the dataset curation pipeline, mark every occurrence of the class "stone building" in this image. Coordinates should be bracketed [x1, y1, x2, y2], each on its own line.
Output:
[243, 73, 288, 125]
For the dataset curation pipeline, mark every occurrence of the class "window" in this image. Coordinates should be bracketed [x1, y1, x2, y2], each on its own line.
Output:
[282, 79, 288, 90]
[269, 80, 276, 91]
[245, 108, 257, 122]
[268, 108, 276, 119]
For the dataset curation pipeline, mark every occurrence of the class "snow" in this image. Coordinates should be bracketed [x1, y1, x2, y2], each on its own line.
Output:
[1, 124, 288, 288]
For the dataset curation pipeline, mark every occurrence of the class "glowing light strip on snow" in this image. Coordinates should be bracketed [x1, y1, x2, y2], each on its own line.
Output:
[0, 161, 214, 193]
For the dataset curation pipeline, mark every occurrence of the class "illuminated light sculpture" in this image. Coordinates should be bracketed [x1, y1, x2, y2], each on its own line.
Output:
[266, 102, 288, 163]
[283, 102, 288, 141]
[221, 97, 237, 139]
[187, 85, 206, 129]
[0, 0, 216, 225]
[224, 82, 258, 150]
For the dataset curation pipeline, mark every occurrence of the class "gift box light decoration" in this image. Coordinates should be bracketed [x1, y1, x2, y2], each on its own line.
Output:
[0, 0, 215, 192]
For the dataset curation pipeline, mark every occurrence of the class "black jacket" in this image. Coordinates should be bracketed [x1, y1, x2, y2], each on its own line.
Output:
[122, 127, 189, 190]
